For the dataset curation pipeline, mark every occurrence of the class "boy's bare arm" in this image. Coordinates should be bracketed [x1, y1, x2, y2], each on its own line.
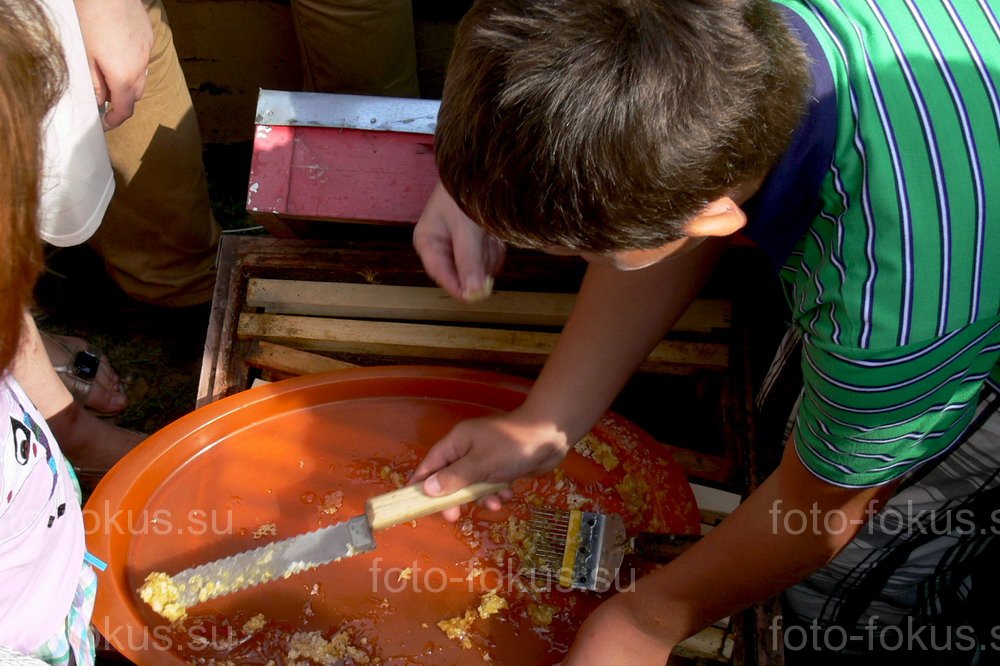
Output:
[523, 236, 728, 443]
[565, 442, 896, 665]
[411, 234, 728, 514]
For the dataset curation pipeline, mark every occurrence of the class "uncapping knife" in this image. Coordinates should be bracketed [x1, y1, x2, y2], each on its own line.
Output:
[141, 481, 507, 618]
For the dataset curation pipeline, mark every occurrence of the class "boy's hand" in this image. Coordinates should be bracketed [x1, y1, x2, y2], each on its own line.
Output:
[413, 181, 505, 302]
[74, 0, 153, 129]
[410, 410, 570, 520]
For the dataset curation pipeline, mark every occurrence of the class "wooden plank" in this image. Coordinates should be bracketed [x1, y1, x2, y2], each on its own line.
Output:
[197, 239, 235, 405]
[668, 448, 738, 487]
[248, 279, 573, 325]
[246, 279, 732, 333]
[253, 212, 301, 239]
[198, 236, 250, 407]
[673, 625, 735, 662]
[691, 484, 742, 528]
[753, 596, 784, 666]
[237, 313, 729, 372]
[204, 236, 590, 293]
[245, 340, 358, 375]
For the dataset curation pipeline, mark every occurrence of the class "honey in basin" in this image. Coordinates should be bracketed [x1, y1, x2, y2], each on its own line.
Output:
[86, 367, 699, 665]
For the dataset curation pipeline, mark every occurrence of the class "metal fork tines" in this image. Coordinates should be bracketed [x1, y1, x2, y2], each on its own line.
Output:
[527, 508, 573, 576]
[526, 508, 628, 592]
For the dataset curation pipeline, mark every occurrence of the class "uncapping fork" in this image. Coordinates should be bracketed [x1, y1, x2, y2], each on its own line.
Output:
[526, 508, 701, 592]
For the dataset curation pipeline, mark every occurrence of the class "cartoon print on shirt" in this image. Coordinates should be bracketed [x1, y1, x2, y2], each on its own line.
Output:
[11, 418, 30, 465]
[1, 387, 66, 528]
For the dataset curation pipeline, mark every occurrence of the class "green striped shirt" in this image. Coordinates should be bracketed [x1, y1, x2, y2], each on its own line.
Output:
[774, 0, 1000, 487]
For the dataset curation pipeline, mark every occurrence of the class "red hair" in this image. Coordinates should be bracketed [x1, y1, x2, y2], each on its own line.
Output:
[0, 0, 66, 370]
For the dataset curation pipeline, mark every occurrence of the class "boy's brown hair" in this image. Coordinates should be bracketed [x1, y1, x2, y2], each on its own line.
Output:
[0, 0, 66, 370]
[435, 0, 810, 252]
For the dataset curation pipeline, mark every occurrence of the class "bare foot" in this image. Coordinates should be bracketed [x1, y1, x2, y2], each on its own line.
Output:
[41, 332, 128, 415]
[46, 401, 145, 490]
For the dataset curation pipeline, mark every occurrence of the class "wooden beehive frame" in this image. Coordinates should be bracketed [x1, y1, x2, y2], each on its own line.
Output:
[238, 279, 731, 373]
[200, 237, 743, 483]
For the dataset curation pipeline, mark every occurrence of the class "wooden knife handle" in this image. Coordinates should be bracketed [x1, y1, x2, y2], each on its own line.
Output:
[365, 482, 509, 531]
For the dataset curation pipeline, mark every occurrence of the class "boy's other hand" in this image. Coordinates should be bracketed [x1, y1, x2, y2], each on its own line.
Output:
[413, 181, 505, 302]
[410, 411, 570, 521]
[73, 0, 153, 129]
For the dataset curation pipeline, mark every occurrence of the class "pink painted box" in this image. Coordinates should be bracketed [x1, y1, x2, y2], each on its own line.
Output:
[247, 90, 440, 234]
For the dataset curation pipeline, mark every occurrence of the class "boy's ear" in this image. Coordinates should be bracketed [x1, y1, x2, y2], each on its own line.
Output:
[685, 196, 748, 238]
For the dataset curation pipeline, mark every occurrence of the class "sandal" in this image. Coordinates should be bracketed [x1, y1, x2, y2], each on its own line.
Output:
[41, 332, 128, 416]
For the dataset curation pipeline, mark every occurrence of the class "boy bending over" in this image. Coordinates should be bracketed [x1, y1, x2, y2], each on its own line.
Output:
[411, 0, 1000, 663]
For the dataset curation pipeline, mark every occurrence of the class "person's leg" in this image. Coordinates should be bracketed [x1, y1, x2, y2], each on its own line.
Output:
[10, 311, 144, 487]
[290, 0, 419, 97]
[89, 0, 220, 308]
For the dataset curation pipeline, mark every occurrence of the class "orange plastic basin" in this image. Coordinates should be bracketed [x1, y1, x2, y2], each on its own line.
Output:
[85, 366, 699, 665]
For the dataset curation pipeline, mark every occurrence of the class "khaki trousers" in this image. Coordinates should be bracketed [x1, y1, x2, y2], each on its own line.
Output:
[291, 0, 419, 96]
[91, 0, 220, 308]
[91, 0, 417, 306]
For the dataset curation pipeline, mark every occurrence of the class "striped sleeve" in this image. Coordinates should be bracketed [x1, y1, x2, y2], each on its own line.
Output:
[778, 0, 1000, 487]
[795, 317, 1000, 487]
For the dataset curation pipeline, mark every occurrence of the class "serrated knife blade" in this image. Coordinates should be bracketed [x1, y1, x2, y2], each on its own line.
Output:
[170, 515, 376, 608]
[146, 481, 509, 615]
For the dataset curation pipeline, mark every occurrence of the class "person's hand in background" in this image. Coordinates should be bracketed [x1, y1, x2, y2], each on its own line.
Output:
[413, 180, 506, 302]
[73, 0, 153, 129]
